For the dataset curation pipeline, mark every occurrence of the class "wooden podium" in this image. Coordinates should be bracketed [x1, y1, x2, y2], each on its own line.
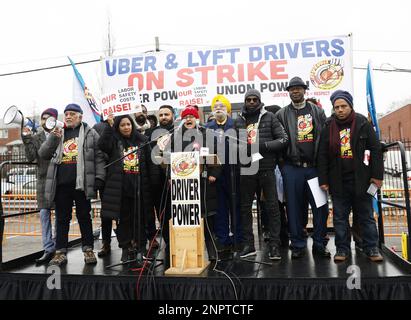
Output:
[164, 152, 220, 276]
[165, 218, 209, 275]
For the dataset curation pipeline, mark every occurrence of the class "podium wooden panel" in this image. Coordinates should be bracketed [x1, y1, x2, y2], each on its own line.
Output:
[165, 218, 210, 275]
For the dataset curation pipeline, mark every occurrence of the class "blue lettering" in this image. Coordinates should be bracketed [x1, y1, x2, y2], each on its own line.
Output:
[187, 52, 198, 67]
[145, 56, 157, 71]
[316, 40, 331, 57]
[131, 57, 143, 73]
[105, 60, 116, 76]
[285, 43, 299, 58]
[213, 49, 225, 65]
[226, 48, 240, 63]
[264, 45, 279, 60]
[249, 47, 262, 62]
[301, 41, 315, 57]
[331, 39, 345, 57]
[198, 50, 211, 66]
[118, 58, 130, 74]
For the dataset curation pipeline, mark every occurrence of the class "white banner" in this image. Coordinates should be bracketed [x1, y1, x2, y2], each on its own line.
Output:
[100, 86, 142, 120]
[170, 152, 201, 227]
[101, 35, 353, 112]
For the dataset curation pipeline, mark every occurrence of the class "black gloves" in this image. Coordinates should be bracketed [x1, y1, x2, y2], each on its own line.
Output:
[94, 178, 105, 192]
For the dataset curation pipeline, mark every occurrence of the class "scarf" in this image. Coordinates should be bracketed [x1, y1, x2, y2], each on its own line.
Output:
[329, 111, 356, 156]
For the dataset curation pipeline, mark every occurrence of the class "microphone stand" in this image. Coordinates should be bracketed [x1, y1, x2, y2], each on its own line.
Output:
[105, 126, 176, 270]
[200, 124, 272, 266]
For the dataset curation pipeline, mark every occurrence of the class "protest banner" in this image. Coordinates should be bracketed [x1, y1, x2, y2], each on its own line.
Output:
[101, 35, 353, 111]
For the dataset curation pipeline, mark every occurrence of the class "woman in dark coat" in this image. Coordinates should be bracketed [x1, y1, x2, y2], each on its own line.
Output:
[98, 113, 157, 262]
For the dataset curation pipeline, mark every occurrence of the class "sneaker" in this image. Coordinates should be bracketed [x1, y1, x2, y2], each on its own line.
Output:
[97, 243, 111, 257]
[84, 249, 97, 264]
[239, 245, 257, 258]
[291, 248, 306, 259]
[49, 251, 67, 266]
[312, 246, 331, 258]
[367, 248, 383, 262]
[268, 246, 281, 260]
[334, 250, 350, 262]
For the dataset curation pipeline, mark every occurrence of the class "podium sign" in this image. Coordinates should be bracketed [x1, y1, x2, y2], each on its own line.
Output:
[166, 151, 209, 275]
[170, 152, 201, 227]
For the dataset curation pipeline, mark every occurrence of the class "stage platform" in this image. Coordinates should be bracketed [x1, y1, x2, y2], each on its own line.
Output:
[1, 235, 411, 300]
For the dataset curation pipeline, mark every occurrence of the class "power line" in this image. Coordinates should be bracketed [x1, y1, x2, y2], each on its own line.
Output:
[0, 58, 100, 77]
[354, 66, 411, 73]
[354, 49, 411, 53]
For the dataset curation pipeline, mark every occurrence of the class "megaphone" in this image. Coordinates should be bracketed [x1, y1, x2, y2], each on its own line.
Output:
[4, 105, 24, 125]
[3, 105, 38, 132]
[45, 116, 65, 130]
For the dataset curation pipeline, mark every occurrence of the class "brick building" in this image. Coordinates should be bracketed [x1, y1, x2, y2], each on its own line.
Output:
[379, 104, 411, 141]
[0, 119, 24, 154]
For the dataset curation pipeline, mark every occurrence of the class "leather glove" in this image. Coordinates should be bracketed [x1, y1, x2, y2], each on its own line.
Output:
[94, 178, 105, 192]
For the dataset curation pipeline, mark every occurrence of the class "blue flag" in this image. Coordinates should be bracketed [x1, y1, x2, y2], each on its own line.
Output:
[68, 57, 100, 126]
[366, 61, 381, 216]
[366, 61, 380, 138]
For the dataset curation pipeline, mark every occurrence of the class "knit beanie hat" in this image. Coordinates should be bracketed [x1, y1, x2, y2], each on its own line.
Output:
[211, 95, 232, 113]
[64, 103, 83, 114]
[244, 89, 261, 102]
[41, 108, 58, 119]
[330, 90, 354, 108]
[181, 105, 199, 119]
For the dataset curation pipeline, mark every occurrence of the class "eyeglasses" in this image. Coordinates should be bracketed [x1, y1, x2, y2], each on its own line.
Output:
[246, 97, 258, 103]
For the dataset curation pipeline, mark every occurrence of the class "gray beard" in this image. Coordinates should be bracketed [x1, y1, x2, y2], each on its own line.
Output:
[292, 99, 306, 109]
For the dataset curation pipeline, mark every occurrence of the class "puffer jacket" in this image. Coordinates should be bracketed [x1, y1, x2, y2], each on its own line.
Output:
[234, 105, 288, 171]
[22, 129, 50, 209]
[98, 124, 158, 220]
[276, 101, 326, 166]
[38, 122, 106, 208]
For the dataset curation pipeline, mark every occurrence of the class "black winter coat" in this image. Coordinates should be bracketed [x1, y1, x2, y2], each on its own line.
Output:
[98, 125, 159, 220]
[167, 126, 221, 215]
[317, 113, 384, 196]
[276, 101, 326, 166]
[234, 105, 288, 171]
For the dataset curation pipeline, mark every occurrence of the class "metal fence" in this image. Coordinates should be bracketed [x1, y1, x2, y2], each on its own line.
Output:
[0, 161, 102, 264]
[377, 140, 411, 261]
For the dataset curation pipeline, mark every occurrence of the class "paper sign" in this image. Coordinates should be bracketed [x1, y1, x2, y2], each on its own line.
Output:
[100, 86, 142, 120]
[307, 177, 328, 208]
[251, 153, 263, 163]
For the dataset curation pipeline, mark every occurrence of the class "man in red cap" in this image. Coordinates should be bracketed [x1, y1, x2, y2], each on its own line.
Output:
[22, 107, 58, 264]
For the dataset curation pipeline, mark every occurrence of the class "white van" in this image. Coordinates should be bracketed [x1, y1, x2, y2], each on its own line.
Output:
[6, 166, 37, 184]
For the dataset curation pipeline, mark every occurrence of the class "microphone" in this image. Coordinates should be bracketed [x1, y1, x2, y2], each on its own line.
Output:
[176, 118, 186, 130]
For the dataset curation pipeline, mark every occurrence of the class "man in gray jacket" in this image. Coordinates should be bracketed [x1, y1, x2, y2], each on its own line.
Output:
[22, 108, 58, 264]
[39, 104, 105, 266]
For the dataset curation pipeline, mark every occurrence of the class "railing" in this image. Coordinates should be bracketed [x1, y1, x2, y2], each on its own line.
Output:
[378, 141, 411, 262]
[0, 161, 101, 269]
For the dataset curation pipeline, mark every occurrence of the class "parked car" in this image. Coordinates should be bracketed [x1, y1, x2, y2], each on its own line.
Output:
[4, 179, 37, 200]
[6, 167, 37, 184]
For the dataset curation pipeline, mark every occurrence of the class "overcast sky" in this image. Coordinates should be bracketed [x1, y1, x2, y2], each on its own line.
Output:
[0, 0, 410, 118]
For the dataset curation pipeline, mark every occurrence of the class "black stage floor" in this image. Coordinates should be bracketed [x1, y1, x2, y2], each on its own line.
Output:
[1, 235, 411, 300]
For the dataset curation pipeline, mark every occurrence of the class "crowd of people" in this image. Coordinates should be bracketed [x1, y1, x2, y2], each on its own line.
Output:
[22, 76, 384, 267]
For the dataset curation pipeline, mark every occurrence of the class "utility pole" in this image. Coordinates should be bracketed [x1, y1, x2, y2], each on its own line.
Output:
[155, 36, 160, 52]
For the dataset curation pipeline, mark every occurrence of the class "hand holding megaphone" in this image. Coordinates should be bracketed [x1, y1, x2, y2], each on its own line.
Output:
[3, 105, 38, 133]
[45, 116, 65, 131]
